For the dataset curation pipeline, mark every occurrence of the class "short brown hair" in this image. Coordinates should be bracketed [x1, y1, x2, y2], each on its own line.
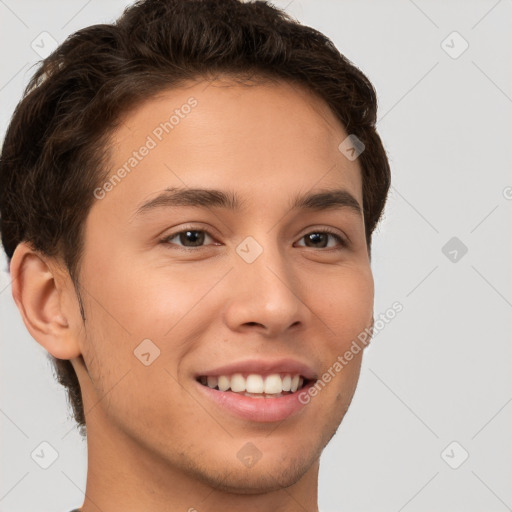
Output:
[0, 0, 391, 435]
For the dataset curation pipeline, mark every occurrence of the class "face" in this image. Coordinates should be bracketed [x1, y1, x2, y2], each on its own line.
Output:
[72, 77, 374, 493]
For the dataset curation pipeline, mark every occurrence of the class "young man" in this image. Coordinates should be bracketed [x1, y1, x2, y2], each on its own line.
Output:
[0, 0, 390, 510]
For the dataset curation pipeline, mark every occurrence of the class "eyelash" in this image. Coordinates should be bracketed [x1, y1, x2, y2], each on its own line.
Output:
[159, 226, 348, 251]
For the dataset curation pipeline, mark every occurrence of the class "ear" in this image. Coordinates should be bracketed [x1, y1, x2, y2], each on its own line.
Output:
[9, 242, 82, 360]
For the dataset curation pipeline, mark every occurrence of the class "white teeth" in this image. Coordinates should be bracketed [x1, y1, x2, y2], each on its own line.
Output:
[282, 375, 291, 392]
[218, 375, 230, 392]
[200, 373, 306, 395]
[290, 375, 300, 393]
[246, 374, 264, 393]
[230, 373, 245, 392]
[264, 374, 282, 394]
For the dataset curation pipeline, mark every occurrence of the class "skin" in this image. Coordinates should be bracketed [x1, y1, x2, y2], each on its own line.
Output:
[10, 77, 374, 512]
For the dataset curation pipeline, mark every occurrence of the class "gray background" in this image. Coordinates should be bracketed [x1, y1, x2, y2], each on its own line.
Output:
[1, 1, 511, 511]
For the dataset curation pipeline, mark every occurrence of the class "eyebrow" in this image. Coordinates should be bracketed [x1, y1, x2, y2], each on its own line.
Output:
[133, 186, 362, 217]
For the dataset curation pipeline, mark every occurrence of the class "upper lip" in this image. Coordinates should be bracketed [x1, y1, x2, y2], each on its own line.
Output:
[195, 358, 317, 380]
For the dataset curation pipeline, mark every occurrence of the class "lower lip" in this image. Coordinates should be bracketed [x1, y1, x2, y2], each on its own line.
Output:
[195, 380, 315, 422]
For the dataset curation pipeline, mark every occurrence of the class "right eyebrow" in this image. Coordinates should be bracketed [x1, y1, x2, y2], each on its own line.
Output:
[133, 187, 242, 217]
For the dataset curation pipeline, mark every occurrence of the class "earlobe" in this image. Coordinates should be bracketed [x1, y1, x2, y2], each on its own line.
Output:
[9, 242, 82, 360]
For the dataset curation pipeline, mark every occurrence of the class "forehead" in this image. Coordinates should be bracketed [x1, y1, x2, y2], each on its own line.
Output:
[95, 77, 363, 218]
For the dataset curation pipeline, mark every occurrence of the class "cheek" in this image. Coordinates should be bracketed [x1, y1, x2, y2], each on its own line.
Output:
[83, 245, 216, 340]
[76, 274, 203, 438]
[77, 259, 221, 405]
[317, 264, 374, 344]
[309, 265, 373, 410]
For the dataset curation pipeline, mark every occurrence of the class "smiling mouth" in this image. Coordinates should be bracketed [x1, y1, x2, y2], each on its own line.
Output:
[196, 373, 311, 398]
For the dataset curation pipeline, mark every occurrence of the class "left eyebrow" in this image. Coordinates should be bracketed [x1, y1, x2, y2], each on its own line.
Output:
[289, 188, 362, 216]
[132, 186, 362, 218]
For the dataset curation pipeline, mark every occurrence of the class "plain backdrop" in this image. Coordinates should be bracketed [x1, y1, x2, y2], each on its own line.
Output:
[1, 1, 511, 511]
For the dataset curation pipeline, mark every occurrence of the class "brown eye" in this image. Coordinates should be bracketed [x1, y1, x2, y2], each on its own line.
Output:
[161, 229, 215, 248]
[296, 230, 346, 249]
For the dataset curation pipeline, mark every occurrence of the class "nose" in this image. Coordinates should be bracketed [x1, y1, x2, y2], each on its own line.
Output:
[222, 239, 311, 338]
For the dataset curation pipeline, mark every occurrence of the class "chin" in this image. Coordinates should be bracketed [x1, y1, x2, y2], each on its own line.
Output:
[175, 433, 326, 496]
[196, 457, 315, 495]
